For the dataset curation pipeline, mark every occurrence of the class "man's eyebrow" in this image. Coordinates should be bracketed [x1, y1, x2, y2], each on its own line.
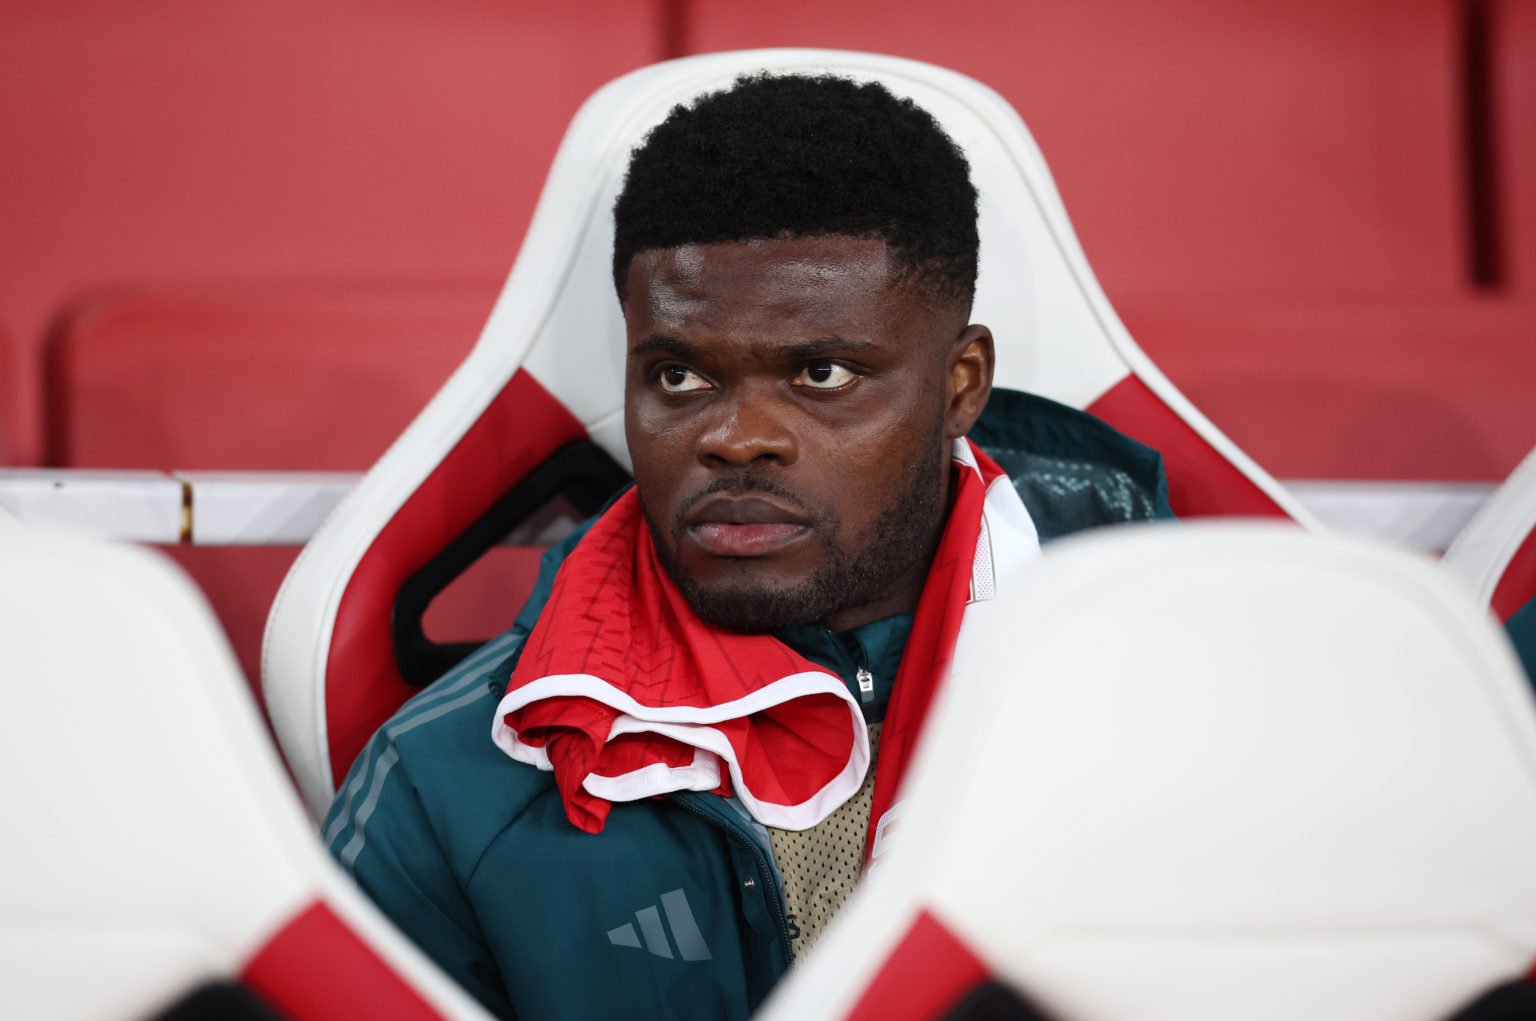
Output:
[630, 334, 697, 359]
[781, 336, 880, 359]
[629, 333, 881, 360]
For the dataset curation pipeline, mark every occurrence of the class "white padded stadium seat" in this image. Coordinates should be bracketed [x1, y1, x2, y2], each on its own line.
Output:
[0, 521, 490, 1021]
[264, 49, 1317, 820]
[1443, 445, 1536, 623]
[760, 524, 1536, 1021]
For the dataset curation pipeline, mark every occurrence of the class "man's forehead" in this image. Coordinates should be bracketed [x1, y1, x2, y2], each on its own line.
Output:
[625, 236, 899, 323]
[634, 235, 889, 288]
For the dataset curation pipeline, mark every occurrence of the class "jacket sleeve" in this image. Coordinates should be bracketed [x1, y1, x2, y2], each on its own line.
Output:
[1508, 594, 1536, 689]
[325, 733, 516, 1020]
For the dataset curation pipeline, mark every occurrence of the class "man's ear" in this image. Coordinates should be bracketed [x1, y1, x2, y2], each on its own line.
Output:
[944, 324, 994, 439]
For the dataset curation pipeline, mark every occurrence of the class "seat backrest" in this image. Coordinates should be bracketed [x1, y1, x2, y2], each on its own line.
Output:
[264, 48, 1315, 819]
[46, 283, 494, 472]
[760, 523, 1536, 1021]
[0, 521, 490, 1020]
[1443, 445, 1536, 624]
[46, 283, 520, 692]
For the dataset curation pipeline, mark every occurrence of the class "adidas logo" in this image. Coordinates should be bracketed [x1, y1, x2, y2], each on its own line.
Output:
[606, 888, 713, 961]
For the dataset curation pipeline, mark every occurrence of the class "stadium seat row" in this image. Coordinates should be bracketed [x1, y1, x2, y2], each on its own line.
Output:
[11, 516, 1536, 1020]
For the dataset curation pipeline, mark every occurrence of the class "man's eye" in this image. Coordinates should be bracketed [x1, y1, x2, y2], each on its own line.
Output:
[794, 362, 856, 390]
[658, 366, 710, 393]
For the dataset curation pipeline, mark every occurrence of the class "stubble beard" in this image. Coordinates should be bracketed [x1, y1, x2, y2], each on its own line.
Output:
[646, 433, 951, 634]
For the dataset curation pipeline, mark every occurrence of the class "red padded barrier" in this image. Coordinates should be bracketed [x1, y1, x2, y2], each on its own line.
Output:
[687, 0, 1468, 302]
[46, 284, 499, 690]
[1492, 530, 1536, 623]
[1086, 376, 1288, 519]
[48, 285, 491, 470]
[1, 1, 664, 465]
[1120, 298, 1536, 481]
[325, 369, 585, 783]
[1494, 0, 1536, 295]
[847, 909, 991, 1021]
[243, 901, 444, 1021]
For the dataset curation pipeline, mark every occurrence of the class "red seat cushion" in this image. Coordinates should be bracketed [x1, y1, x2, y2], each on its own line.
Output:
[1494, 529, 1536, 623]
[1086, 376, 1287, 518]
[324, 369, 585, 782]
[243, 902, 444, 1021]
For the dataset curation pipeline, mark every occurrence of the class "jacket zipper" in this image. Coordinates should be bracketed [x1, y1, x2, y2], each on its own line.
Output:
[669, 793, 795, 966]
[856, 667, 874, 702]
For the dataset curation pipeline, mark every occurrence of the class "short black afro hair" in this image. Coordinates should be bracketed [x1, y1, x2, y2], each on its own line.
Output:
[612, 73, 979, 310]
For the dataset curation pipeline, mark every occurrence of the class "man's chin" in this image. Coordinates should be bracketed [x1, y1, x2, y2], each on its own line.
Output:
[677, 576, 828, 633]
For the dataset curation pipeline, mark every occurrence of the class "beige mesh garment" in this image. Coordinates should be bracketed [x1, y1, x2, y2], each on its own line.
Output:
[766, 722, 882, 959]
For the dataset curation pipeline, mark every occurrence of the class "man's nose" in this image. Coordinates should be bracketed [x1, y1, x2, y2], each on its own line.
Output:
[695, 389, 798, 467]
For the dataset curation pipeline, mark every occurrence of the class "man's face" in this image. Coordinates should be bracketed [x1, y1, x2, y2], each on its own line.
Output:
[622, 235, 989, 634]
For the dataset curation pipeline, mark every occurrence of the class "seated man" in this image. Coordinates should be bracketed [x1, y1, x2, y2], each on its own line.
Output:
[325, 73, 1171, 1020]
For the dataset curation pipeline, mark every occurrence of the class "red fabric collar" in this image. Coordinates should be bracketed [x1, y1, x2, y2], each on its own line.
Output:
[494, 441, 1007, 845]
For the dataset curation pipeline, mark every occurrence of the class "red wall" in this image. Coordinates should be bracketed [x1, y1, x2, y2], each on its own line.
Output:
[6, 0, 1535, 479]
[0, 0, 667, 464]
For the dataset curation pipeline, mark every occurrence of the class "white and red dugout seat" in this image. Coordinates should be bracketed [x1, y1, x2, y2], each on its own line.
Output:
[0, 522, 490, 1021]
[264, 49, 1319, 819]
[760, 523, 1536, 1021]
[1444, 445, 1536, 625]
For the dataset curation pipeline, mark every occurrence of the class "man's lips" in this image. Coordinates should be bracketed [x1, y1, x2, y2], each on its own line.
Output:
[684, 495, 812, 557]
